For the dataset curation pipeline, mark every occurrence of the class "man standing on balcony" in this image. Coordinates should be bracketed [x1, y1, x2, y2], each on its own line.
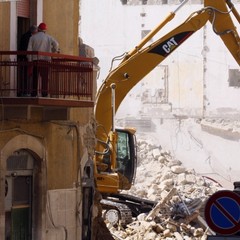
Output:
[27, 22, 59, 97]
[17, 25, 38, 96]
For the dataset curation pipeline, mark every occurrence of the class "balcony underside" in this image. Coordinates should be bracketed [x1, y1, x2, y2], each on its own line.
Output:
[0, 96, 94, 108]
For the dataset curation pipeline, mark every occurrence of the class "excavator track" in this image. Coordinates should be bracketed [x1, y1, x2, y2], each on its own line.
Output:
[101, 193, 157, 226]
[101, 198, 133, 225]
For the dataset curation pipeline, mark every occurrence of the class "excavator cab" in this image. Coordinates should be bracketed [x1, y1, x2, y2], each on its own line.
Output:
[116, 128, 137, 189]
[95, 127, 137, 193]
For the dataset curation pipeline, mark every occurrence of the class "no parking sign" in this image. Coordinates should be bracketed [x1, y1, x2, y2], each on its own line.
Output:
[205, 190, 240, 235]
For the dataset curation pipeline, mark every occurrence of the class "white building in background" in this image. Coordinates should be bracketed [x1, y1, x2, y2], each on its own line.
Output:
[80, 0, 239, 119]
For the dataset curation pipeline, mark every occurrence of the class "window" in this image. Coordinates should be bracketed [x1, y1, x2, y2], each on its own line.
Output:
[228, 69, 240, 88]
[120, 0, 128, 4]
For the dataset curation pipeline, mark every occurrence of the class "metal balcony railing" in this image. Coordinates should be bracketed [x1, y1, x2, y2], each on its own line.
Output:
[0, 51, 93, 100]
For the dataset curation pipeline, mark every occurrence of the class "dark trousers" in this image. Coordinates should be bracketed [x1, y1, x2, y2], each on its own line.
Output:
[32, 60, 49, 97]
[17, 58, 29, 96]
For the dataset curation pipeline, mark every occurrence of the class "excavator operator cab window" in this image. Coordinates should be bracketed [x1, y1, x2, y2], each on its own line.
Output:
[116, 129, 136, 184]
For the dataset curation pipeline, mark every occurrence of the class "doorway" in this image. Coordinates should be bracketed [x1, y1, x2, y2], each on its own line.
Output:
[5, 150, 34, 240]
[17, 17, 30, 51]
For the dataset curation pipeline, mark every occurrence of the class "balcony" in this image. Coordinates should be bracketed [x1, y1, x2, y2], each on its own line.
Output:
[0, 51, 94, 108]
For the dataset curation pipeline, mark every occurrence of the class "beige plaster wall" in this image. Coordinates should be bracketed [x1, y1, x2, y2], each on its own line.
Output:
[0, 3, 10, 51]
[43, 0, 80, 56]
[0, 116, 94, 239]
[46, 189, 80, 240]
[0, 116, 92, 190]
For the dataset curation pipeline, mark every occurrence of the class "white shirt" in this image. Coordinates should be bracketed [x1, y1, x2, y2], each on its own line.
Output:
[27, 31, 59, 61]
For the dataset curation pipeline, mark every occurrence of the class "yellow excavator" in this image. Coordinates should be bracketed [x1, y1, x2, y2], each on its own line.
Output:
[93, 0, 240, 226]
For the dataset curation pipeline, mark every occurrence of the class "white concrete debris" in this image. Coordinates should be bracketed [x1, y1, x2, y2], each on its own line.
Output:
[107, 137, 225, 239]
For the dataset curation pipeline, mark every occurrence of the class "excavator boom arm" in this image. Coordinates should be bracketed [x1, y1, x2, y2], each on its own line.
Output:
[95, 1, 239, 144]
[95, 10, 208, 139]
[204, 0, 240, 65]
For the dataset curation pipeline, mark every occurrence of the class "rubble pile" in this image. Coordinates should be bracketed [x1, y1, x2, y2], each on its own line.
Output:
[201, 118, 240, 134]
[108, 138, 224, 240]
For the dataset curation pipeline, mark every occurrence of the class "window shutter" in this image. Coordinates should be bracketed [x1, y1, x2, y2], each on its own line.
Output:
[17, 0, 30, 18]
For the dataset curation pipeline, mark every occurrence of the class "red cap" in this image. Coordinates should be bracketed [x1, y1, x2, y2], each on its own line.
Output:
[38, 22, 47, 31]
